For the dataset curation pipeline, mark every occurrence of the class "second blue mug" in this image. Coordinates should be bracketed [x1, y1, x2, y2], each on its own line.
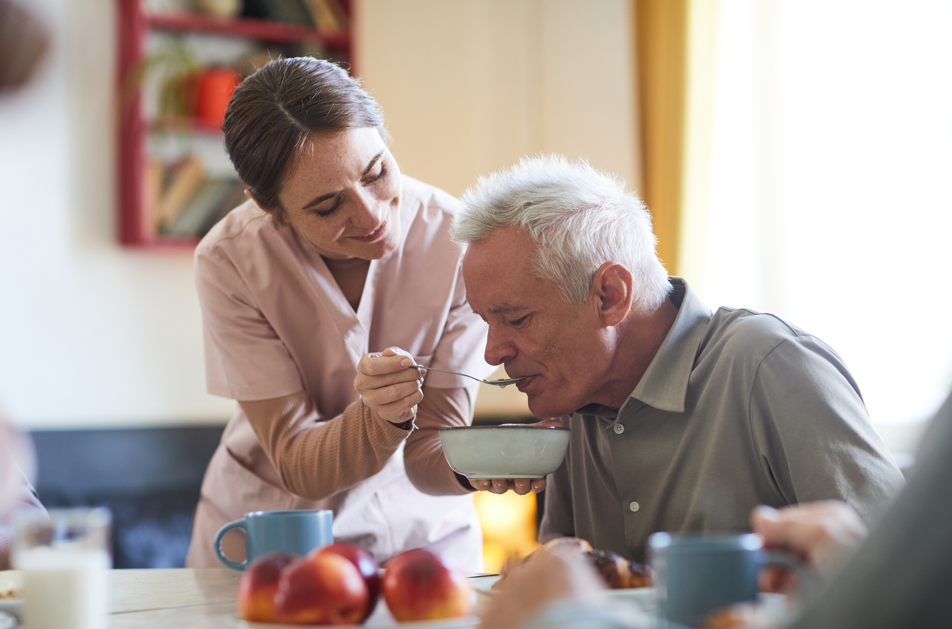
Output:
[648, 531, 814, 627]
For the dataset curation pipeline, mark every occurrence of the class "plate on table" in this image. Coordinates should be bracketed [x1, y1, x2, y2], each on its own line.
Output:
[238, 615, 478, 629]
[235, 571, 483, 628]
[0, 570, 21, 624]
[470, 576, 789, 619]
[470, 574, 654, 612]
[236, 593, 479, 628]
[0, 598, 21, 628]
[473, 574, 790, 617]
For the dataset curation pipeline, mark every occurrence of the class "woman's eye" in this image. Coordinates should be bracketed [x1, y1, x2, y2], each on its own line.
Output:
[364, 164, 387, 186]
[313, 199, 340, 217]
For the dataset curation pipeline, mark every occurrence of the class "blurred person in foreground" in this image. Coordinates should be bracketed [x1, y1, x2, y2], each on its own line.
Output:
[480, 389, 952, 628]
[0, 421, 45, 570]
[186, 57, 495, 570]
[450, 155, 904, 562]
[0, 0, 51, 570]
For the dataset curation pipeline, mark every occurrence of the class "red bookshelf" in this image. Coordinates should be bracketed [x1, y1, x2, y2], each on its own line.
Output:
[115, 0, 352, 248]
[148, 12, 350, 47]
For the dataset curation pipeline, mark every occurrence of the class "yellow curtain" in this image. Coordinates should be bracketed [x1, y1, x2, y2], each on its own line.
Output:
[634, 0, 720, 279]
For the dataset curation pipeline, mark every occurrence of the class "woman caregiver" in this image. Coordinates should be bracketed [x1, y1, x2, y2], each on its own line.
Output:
[185, 57, 494, 570]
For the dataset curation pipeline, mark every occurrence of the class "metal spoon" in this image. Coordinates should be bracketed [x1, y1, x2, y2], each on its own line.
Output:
[410, 364, 526, 388]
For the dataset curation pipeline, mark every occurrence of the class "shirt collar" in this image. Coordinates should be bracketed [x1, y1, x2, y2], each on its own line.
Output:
[574, 403, 618, 420]
[626, 277, 712, 413]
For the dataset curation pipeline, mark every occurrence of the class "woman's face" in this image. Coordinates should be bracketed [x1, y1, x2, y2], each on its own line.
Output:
[275, 127, 402, 260]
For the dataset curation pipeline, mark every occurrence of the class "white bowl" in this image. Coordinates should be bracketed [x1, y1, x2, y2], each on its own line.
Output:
[439, 425, 571, 479]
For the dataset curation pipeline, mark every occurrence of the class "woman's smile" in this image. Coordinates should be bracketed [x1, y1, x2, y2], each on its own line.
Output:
[352, 219, 388, 243]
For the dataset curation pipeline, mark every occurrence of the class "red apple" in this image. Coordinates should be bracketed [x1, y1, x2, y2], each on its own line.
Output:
[311, 542, 381, 622]
[236, 552, 296, 623]
[382, 548, 473, 622]
[275, 552, 369, 625]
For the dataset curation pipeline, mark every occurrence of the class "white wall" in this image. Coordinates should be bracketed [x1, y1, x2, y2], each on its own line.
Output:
[355, 0, 638, 199]
[0, 0, 636, 428]
[356, 0, 637, 416]
[0, 0, 235, 429]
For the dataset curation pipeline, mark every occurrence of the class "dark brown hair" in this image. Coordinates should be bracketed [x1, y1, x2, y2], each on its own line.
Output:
[222, 57, 385, 223]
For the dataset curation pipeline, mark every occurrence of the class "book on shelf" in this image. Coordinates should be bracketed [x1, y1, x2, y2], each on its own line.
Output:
[287, 0, 319, 25]
[163, 176, 245, 238]
[303, 0, 348, 33]
[143, 159, 165, 237]
[242, 0, 315, 26]
[199, 183, 249, 235]
[153, 155, 206, 231]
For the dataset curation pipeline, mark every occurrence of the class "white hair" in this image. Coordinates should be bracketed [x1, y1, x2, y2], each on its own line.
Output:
[452, 154, 671, 310]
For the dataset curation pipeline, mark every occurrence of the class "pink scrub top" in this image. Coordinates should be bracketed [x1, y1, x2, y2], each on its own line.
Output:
[186, 175, 492, 570]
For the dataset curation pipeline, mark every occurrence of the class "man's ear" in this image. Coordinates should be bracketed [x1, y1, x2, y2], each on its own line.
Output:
[592, 262, 633, 327]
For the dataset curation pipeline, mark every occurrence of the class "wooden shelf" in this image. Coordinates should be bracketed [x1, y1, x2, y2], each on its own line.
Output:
[128, 235, 202, 250]
[146, 12, 350, 48]
[150, 117, 224, 136]
[116, 1, 353, 249]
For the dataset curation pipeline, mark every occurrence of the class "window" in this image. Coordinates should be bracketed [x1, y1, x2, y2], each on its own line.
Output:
[689, 1, 952, 428]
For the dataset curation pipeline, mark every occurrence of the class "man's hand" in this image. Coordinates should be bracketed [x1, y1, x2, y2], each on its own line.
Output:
[469, 420, 564, 494]
[354, 347, 425, 425]
[751, 500, 868, 593]
[470, 477, 547, 495]
[478, 548, 604, 629]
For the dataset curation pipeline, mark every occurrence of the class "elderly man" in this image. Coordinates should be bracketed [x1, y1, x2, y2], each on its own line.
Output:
[482, 389, 952, 629]
[451, 155, 904, 563]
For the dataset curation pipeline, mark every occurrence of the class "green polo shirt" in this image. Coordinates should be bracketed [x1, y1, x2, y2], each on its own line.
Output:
[539, 278, 905, 563]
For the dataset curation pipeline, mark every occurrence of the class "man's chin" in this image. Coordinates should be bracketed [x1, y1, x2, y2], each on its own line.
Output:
[526, 395, 574, 420]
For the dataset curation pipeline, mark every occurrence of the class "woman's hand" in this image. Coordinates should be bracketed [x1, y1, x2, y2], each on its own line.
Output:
[355, 347, 425, 425]
[469, 419, 564, 495]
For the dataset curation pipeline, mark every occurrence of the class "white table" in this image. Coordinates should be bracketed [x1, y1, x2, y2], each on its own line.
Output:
[6, 568, 489, 628]
[107, 569, 242, 628]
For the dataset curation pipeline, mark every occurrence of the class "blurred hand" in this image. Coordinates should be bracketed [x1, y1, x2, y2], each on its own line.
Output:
[354, 347, 425, 425]
[0, 420, 21, 517]
[0, 416, 35, 518]
[469, 420, 564, 494]
[751, 500, 868, 593]
[478, 548, 605, 629]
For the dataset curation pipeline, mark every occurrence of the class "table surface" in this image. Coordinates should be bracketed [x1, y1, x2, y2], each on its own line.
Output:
[4, 568, 488, 628]
[109, 569, 243, 628]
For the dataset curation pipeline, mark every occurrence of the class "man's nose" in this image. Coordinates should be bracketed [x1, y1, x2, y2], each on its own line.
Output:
[484, 325, 516, 366]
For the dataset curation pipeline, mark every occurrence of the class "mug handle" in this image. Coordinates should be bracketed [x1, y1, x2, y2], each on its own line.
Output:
[763, 550, 818, 601]
[214, 519, 248, 571]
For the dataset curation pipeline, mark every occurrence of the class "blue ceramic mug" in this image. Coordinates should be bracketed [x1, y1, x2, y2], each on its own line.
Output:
[214, 509, 333, 571]
[648, 532, 814, 627]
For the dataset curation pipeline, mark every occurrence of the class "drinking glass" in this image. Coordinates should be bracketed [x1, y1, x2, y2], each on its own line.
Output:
[13, 507, 112, 629]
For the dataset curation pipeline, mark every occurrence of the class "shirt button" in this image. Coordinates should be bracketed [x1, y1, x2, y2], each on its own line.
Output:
[613, 424, 624, 434]
[629, 501, 640, 513]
